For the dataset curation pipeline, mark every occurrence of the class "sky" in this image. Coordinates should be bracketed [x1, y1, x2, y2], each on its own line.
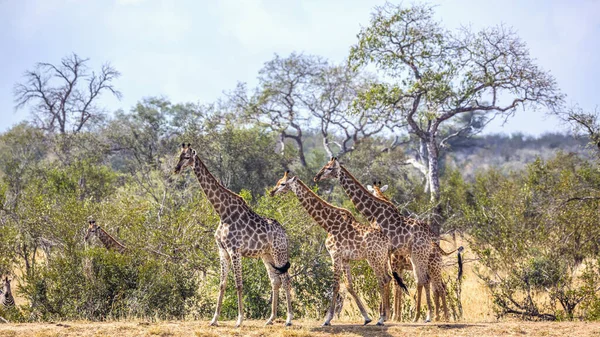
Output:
[0, 0, 598, 135]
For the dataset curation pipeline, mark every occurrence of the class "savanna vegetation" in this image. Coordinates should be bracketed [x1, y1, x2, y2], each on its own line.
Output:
[1, 2, 599, 327]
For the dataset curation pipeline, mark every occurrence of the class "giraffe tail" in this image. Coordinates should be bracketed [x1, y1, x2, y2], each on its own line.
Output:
[392, 272, 409, 294]
[457, 246, 464, 280]
[271, 261, 291, 275]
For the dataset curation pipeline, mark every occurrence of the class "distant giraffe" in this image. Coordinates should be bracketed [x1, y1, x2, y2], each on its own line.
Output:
[367, 181, 464, 321]
[174, 143, 292, 327]
[0, 277, 15, 309]
[270, 172, 406, 325]
[84, 218, 127, 254]
[315, 158, 436, 322]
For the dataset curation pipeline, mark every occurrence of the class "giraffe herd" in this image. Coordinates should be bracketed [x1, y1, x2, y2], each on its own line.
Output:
[75, 144, 463, 328]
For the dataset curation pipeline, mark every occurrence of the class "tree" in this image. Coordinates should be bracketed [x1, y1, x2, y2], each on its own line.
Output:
[304, 63, 405, 159]
[231, 53, 322, 167]
[14, 53, 121, 134]
[554, 105, 600, 157]
[349, 3, 562, 235]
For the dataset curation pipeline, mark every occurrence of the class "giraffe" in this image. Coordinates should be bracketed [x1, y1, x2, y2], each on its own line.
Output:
[270, 171, 406, 326]
[174, 143, 292, 327]
[366, 181, 464, 321]
[84, 218, 128, 254]
[0, 277, 15, 309]
[314, 158, 436, 322]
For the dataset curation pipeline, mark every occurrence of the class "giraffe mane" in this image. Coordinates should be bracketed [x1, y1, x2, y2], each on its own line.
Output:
[295, 178, 356, 221]
[97, 225, 127, 250]
[192, 152, 249, 207]
[339, 166, 398, 209]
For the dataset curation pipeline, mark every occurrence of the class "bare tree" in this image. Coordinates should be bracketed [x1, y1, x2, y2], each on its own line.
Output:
[14, 53, 121, 134]
[349, 3, 563, 235]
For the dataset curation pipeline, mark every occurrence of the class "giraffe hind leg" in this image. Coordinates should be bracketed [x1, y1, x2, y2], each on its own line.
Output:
[230, 252, 244, 328]
[262, 258, 281, 326]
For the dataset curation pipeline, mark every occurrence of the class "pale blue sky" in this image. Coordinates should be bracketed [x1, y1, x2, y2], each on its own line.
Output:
[1, 0, 598, 135]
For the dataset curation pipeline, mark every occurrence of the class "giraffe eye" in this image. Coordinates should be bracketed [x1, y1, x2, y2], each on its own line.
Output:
[280, 183, 286, 186]
[327, 167, 333, 171]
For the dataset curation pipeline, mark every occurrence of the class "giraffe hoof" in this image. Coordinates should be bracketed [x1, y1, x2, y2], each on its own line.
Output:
[209, 321, 218, 327]
[376, 321, 384, 326]
[364, 318, 372, 325]
[285, 322, 292, 327]
[322, 322, 331, 327]
[425, 318, 431, 323]
[264, 321, 273, 326]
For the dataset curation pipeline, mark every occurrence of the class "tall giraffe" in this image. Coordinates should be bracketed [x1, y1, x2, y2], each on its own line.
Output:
[174, 143, 292, 327]
[270, 172, 405, 326]
[84, 218, 128, 254]
[314, 158, 436, 322]
[367, 181, 462, 321]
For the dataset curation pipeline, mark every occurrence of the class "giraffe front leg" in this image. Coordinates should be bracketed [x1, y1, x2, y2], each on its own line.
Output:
[262, 258, 281, 326]
[343, 262, 372, 325]
[323, 261, 342, 326]
[230, 252, 244, 328]
[210, 248, 230, 327]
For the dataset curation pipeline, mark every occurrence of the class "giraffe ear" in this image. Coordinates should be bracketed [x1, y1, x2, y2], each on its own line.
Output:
[367, 185, 374, 192]
[191, 149, 197, 156]
[289, 176, 297, 183]
[380, 185, 389, 192]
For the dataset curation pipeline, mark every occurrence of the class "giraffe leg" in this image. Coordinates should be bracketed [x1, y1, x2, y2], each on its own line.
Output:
[440, 282, 449, 321]
[230, 252, 244, 328]
[210, 248, 230, 326]
[323, 261, 342, 326]
[368, 254, 391, 326]
[262, 258, 281, 326]
[343, 262, 372, 325]
[392, 283, 403, 321]
[433, 285, 441, 321]
[424, 282, 433, 323]
[281, 272, 293, 326]
[413, 283, 422, 323]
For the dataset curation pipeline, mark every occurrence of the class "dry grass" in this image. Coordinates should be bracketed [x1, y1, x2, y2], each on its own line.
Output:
[1, 320, 600, 337]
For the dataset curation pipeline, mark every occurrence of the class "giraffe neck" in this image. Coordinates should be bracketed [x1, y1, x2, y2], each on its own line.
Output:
[290, 179, 353, 233]
[96, 227, 127, 252]
[192, 155, 247, 217]
[338, 166, 398, 229]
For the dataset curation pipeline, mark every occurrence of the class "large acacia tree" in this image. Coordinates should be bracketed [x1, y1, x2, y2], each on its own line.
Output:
[349, 3, 563, 235]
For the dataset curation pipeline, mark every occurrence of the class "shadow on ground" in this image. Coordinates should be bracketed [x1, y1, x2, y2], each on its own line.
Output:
[310, 322, 487, 337]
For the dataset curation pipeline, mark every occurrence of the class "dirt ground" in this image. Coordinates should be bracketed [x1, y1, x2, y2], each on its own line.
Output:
[1, 320, 600, 337]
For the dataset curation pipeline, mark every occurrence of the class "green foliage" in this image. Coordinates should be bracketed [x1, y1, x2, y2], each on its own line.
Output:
[450, 153, 600, 320]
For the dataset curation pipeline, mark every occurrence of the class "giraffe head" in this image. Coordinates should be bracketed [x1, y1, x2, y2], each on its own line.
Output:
[313, 157, 341, 182]
[270, 170, 297, 197]
[173, 143, 196, 174]
[367, 181, 389, 200]
[2, 277, 11, 294]
[84, 217, 99, 242]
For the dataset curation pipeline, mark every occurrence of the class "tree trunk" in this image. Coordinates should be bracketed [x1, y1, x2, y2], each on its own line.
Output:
[419, 138, 430, 193]
[426, 140, 441, 237]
